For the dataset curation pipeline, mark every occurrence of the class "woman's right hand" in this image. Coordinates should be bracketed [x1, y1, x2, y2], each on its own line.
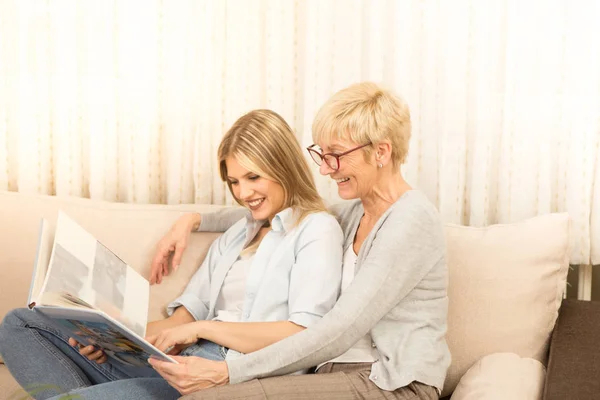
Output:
[69, 337, 107, 364]
[150, 213, 201, 285]
[146, 321, 204, 355]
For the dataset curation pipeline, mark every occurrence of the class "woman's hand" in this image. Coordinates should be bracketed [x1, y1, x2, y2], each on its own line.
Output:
[149, 356, 229, 395]
[145, 308, 197, 345]
[150, 213, 201, 284]
[146, 318, 179, 339]
[146, 321, 204, 355]
[68, 337, 107, 364]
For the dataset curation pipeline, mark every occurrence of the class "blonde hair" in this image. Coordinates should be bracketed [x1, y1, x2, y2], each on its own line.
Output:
[312, 82, 411, 167]
[218, 109, 326, 227]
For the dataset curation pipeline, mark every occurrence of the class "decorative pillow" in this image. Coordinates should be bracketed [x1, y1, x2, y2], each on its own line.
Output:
[451, 353, 545, 400]
[442, 213, 569, 396]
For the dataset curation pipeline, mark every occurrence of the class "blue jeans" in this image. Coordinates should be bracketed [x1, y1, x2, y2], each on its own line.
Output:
[0, 308, 227, 400]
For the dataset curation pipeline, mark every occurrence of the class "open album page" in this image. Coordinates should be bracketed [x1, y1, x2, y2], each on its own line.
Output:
[38, 211, 149, 337]
[28, 219, 56, 305]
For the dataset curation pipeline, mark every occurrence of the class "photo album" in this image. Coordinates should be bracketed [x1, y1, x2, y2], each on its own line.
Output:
[27, 211, 177, 367]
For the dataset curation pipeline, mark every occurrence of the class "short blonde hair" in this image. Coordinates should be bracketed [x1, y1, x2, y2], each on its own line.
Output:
[218, 109, 326, 224]
[312, 82, 411, 166]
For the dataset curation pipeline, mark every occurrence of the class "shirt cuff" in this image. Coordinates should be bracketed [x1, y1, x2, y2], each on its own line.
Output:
[225, 358, 246, 385]
[166, 294, 208, 321]
[288, 311, 322, 329]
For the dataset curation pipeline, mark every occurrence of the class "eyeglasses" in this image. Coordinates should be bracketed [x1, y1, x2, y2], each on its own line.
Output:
[306, 142, 372, 171]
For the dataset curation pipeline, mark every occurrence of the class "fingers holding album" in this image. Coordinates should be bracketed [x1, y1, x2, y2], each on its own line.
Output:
[86, 347, 108, 363]
[69, 336, 107, 364]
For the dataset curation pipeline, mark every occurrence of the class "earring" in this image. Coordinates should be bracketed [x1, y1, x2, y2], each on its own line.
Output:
[378, 163, 383, 168]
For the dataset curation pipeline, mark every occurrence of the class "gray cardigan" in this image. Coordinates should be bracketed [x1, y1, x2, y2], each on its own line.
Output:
[199, 190, 450, 392]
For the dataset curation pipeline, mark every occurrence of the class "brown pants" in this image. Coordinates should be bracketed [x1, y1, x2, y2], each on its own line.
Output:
[182, 363, 439, 400]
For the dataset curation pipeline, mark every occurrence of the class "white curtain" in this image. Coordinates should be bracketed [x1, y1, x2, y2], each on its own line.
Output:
[0, 0, 599, 265]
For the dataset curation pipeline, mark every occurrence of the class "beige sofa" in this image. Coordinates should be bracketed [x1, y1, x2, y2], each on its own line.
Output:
[0, 190, 577, 399]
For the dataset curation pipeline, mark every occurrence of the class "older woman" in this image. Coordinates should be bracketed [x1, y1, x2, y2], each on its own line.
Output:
[150, 82, 450, 399]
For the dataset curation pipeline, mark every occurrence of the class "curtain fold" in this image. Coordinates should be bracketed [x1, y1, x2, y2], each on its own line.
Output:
[1, 0, 599, 264]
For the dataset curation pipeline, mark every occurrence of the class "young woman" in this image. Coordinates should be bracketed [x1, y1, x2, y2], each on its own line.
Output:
[0, 109, 344, 400]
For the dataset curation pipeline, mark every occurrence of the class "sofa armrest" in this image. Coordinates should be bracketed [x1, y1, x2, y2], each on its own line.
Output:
[543, 299, 600, 400]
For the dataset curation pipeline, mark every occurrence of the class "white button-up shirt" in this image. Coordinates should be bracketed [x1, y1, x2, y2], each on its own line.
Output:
[167, 208, 344, 362]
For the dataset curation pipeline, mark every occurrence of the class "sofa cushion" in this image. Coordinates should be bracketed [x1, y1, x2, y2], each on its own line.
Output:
[442, 213, 569, 396]
[451, 353, 545, 400]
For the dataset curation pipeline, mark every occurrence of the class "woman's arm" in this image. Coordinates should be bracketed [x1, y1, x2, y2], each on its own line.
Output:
[151, 320, 306, 355]
[146, 306, 196, 338]
[199, 321, 304, 354]
[199, 207, 249, 233]
[151, 209, 247, 284]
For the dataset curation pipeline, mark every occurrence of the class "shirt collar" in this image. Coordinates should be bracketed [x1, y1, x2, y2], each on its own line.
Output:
[244, 207, 296, 234]
[270, 207, 296, 232]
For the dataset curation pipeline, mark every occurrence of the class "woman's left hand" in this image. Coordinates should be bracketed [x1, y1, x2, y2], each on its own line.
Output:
[146, 321, 204, 355]
[149, 356, 229, 395]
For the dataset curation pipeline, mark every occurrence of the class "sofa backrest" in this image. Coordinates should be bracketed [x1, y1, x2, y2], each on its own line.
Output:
[0, 191, 222, 323]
